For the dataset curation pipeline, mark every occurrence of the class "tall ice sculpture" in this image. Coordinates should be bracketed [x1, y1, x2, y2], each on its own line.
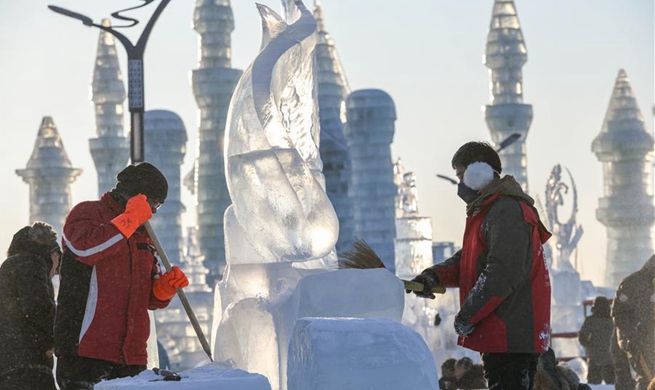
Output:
[313, 0, 355, 255]
[211, 2, 410, 389]
[483, 0, 532, 191]
[89, 19, 129, 197]
[593, 69, 655, 287]
[17, 117, 83, 236]
[192, 0, 243, 283]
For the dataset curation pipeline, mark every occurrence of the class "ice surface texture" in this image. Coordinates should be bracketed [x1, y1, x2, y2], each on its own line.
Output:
[287, 317, 439, 390]
[93, 362, 271, 390]
[224, 0, 338, 263]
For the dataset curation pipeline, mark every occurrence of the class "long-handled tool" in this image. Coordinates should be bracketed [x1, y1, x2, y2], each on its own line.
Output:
[638, 354, 653, 382]
[338, 238, 446, 295]
[145, 222, 214, 362]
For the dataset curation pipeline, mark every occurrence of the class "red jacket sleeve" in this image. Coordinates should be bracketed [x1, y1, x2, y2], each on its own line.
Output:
[63, 201, 127, 267]
[432, 249, 462, 287]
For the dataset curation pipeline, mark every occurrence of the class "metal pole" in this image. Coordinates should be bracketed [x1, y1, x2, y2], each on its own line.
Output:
[145, 222, 213, 361]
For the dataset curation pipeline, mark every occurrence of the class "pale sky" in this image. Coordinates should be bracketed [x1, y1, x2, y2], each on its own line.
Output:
[0, 0, 653, 286]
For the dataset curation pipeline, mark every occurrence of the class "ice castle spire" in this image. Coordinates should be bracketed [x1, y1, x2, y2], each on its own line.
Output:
[144, 110, 187, 266]
[345, 90, 397, 271]
[192, 0, 243, 283]
[16, 117, 83, 236]
[483, 0, 532, 192]
[592, 69, 655, 287]
[313, 0, 354, 254]
[89, 18, 129, 197]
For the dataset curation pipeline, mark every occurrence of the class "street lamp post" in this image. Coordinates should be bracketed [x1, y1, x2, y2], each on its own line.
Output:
[49, 1, 170, 162]
[49, 1, 214, 362]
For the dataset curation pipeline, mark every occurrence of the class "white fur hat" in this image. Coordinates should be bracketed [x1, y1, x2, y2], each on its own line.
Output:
[463, 162, 495, 190]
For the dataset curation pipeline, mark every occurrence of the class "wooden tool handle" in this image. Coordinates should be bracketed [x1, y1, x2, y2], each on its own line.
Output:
[403, 280, 446, 294]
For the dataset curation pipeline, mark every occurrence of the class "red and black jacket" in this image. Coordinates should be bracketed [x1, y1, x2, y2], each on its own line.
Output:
[55, 193, 170, 365]
[430, 193, 551, 353]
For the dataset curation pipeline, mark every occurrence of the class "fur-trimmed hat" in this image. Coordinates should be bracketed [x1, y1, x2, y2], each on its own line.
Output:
[7, 221, 60, 258]
[115, 162, 168, 201]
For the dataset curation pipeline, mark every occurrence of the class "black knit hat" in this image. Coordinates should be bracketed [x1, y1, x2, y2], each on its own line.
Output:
[115, 162, 168, 201]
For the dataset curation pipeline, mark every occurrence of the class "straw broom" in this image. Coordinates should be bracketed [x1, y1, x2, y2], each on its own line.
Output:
[338, 238, 446, 295]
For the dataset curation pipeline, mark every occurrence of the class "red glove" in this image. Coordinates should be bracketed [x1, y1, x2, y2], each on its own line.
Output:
[153, 266, 189, 301]
[111, 194, 153, 238]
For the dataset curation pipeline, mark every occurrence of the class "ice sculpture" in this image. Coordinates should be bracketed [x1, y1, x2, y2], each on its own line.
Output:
[544, 165, 584, 359]
[213, 4, 405, 390]
[544, 164, 583, 270]
[593, 69, 655, 287]
[224, 0, 338, 263]
[394, 158, 419, 217]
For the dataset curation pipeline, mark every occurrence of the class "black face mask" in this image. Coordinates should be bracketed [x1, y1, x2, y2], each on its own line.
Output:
[457, 182, 480, 204]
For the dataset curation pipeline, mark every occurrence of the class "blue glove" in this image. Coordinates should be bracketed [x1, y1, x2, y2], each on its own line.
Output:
[406, 270, 440, 299]
[454, 314, 474, 337]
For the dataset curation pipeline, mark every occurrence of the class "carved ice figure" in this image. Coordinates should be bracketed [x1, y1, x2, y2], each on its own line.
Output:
[544, 164, 583, 270]
[214, 3, 350, 389]
[393, 158, 419, 217]
[224, 0, 338, 263]
[544, 165, 583, 355]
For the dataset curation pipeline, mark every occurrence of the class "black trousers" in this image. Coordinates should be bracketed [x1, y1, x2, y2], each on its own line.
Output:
[56, 355, 146, 390]
[481, 353, 540, 390]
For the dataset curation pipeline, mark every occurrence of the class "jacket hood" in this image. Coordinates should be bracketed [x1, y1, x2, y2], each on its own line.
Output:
[466, 175, 534, 215]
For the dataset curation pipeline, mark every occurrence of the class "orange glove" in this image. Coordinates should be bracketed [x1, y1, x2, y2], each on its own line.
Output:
[153, 266, 189, 301]
[111, 194, 153, 238]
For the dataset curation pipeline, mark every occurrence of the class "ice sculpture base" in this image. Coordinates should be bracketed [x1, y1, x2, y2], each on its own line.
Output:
[211, 268, 407, 390]
[287, 317, 439, 390]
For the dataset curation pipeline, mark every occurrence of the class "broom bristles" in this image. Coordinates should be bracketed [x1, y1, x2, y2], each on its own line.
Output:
[338, 238, 387, 270]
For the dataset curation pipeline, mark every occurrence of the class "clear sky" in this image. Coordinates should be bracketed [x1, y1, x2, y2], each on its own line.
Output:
[0, 0, 653, 286]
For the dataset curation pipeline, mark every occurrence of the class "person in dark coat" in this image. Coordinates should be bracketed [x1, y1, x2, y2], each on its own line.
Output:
[407, 142, 552, 390]
[455, 357, 488, 389]
[0, 222, 62, 390]
[612, 254, 655, 390]
[578, 296, 615, 384]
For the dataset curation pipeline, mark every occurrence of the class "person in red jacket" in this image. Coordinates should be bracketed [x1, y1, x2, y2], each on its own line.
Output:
[408, 142, 552, 390]
[54, 162, 189, 390]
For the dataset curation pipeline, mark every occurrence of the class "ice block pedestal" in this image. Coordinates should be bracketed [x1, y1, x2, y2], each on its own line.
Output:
[287, 317, 439, 390]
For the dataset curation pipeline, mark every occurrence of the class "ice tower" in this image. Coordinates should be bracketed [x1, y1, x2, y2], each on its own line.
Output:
[89, 19, 129, 196]
[393, 159, 433, 280]
[592, 69, 655, 287]
[483, 0, 532, 191]
[144, 110, 187, 266]
[313, 1, 354, 254]
[192, 0, 243, 283]
[16, 117, 82, 235]
[344, 89, 397, 271]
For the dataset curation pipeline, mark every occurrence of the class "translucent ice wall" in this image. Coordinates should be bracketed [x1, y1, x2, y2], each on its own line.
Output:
[224, 0, 338, 263]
